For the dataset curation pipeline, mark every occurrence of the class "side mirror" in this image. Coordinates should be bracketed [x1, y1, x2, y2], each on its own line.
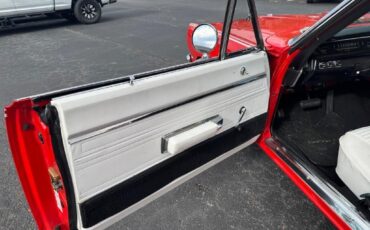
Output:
[192, 24, 218, 55]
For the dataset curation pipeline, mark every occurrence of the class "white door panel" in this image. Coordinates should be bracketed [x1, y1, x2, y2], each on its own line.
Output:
[0, 0, 16, 17]
[13, 0, 54, 14]
[54, 0, 71, 10]
[55, 78, 268, 202]
[51, 51, 270, 229]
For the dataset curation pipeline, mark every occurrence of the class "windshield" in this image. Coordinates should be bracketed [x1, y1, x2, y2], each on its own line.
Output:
[352, 12, 370, 25]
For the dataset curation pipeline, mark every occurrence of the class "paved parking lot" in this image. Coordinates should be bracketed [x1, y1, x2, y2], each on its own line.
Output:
[0, 0, 337, 229]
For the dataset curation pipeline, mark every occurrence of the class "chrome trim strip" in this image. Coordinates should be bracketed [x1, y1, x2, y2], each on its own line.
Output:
[68, 73, 266, 144]
[266, 138, 370, 230]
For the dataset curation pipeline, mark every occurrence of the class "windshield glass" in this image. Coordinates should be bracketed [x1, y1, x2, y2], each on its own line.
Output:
[352, 12, 370, 25]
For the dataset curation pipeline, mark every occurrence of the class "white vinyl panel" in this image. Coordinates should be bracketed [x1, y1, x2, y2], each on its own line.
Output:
[51, 52, 270, 203]
[75, 78, 265, 161]
[75, 80, 267, 201]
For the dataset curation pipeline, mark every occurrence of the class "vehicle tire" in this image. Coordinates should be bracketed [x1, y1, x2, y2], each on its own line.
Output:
[73, 0, 102, 24]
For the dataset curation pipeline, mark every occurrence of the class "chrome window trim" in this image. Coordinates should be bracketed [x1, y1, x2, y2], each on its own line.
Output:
[266, 137, 370, 230]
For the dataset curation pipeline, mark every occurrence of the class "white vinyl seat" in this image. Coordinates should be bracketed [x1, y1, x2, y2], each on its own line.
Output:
[336, 126, 370, 200]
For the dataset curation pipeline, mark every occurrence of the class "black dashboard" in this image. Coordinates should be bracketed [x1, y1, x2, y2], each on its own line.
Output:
[315, 36, 370, 59]
[313, 36, 370, 73]
[302, 35, 370, 86]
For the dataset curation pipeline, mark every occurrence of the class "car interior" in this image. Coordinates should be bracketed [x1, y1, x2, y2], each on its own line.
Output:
[272, 26, 370, 219]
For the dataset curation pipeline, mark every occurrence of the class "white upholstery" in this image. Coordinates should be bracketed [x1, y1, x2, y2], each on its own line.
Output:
[336, 126, 370, 199]
[51, 53, 270, 202]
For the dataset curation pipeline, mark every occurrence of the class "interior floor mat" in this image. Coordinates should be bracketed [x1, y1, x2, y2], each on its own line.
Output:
[273, 82, 370, 167]
[275, 108, 344, 166]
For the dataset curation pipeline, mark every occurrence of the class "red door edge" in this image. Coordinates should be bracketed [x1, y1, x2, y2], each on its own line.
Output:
[4, 98, 70, 230]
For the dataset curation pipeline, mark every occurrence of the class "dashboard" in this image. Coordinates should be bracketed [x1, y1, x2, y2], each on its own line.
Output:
[316, 37, 370, 58]
[304, 35, 370, 85]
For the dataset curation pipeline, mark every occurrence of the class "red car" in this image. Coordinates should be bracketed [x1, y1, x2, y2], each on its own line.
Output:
[4, 0, 370, 229]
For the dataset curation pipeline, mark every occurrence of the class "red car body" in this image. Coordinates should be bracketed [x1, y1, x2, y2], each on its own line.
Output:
[187, 12, 370, 68]
[4, 1, 370, 229]
[187, 13, 325, 62]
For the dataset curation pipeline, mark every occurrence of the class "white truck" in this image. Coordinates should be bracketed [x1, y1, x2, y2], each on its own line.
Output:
[0, 0, 117, 26]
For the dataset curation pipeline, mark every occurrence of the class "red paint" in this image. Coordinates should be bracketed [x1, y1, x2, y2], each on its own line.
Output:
[188, 13, 370, 60]
[187, 13, 325, 61]
[4, 99, 69, 230]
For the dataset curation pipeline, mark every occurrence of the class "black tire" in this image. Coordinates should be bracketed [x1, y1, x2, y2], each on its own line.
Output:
[73, 0, 102, 24]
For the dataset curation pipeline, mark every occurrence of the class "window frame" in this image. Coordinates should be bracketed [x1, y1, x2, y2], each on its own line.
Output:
[219, 0, 265, 60]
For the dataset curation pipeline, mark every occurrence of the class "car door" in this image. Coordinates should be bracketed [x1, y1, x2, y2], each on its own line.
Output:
[4, 0, 269, 229]
[12, 0, 54, 15]
[0, 0, 16, 17]
[54, 0, 71, 11]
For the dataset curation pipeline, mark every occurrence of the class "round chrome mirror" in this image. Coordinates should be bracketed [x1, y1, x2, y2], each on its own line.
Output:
[192, 24, 218, 54]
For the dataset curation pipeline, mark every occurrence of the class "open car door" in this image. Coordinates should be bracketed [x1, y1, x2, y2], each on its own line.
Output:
[4, 0, 270, 229]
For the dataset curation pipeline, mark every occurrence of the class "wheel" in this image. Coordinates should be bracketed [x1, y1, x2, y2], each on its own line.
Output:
[73, 0, 102, 24]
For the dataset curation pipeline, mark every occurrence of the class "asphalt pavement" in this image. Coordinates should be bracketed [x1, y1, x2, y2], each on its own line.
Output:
[0, 0, 336, 229]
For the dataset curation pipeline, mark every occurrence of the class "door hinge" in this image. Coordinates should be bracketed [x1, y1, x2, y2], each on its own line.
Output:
[48, 167, 63, 191]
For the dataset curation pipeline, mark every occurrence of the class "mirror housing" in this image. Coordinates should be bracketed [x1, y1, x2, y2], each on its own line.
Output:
[192, 24, 218, 55]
